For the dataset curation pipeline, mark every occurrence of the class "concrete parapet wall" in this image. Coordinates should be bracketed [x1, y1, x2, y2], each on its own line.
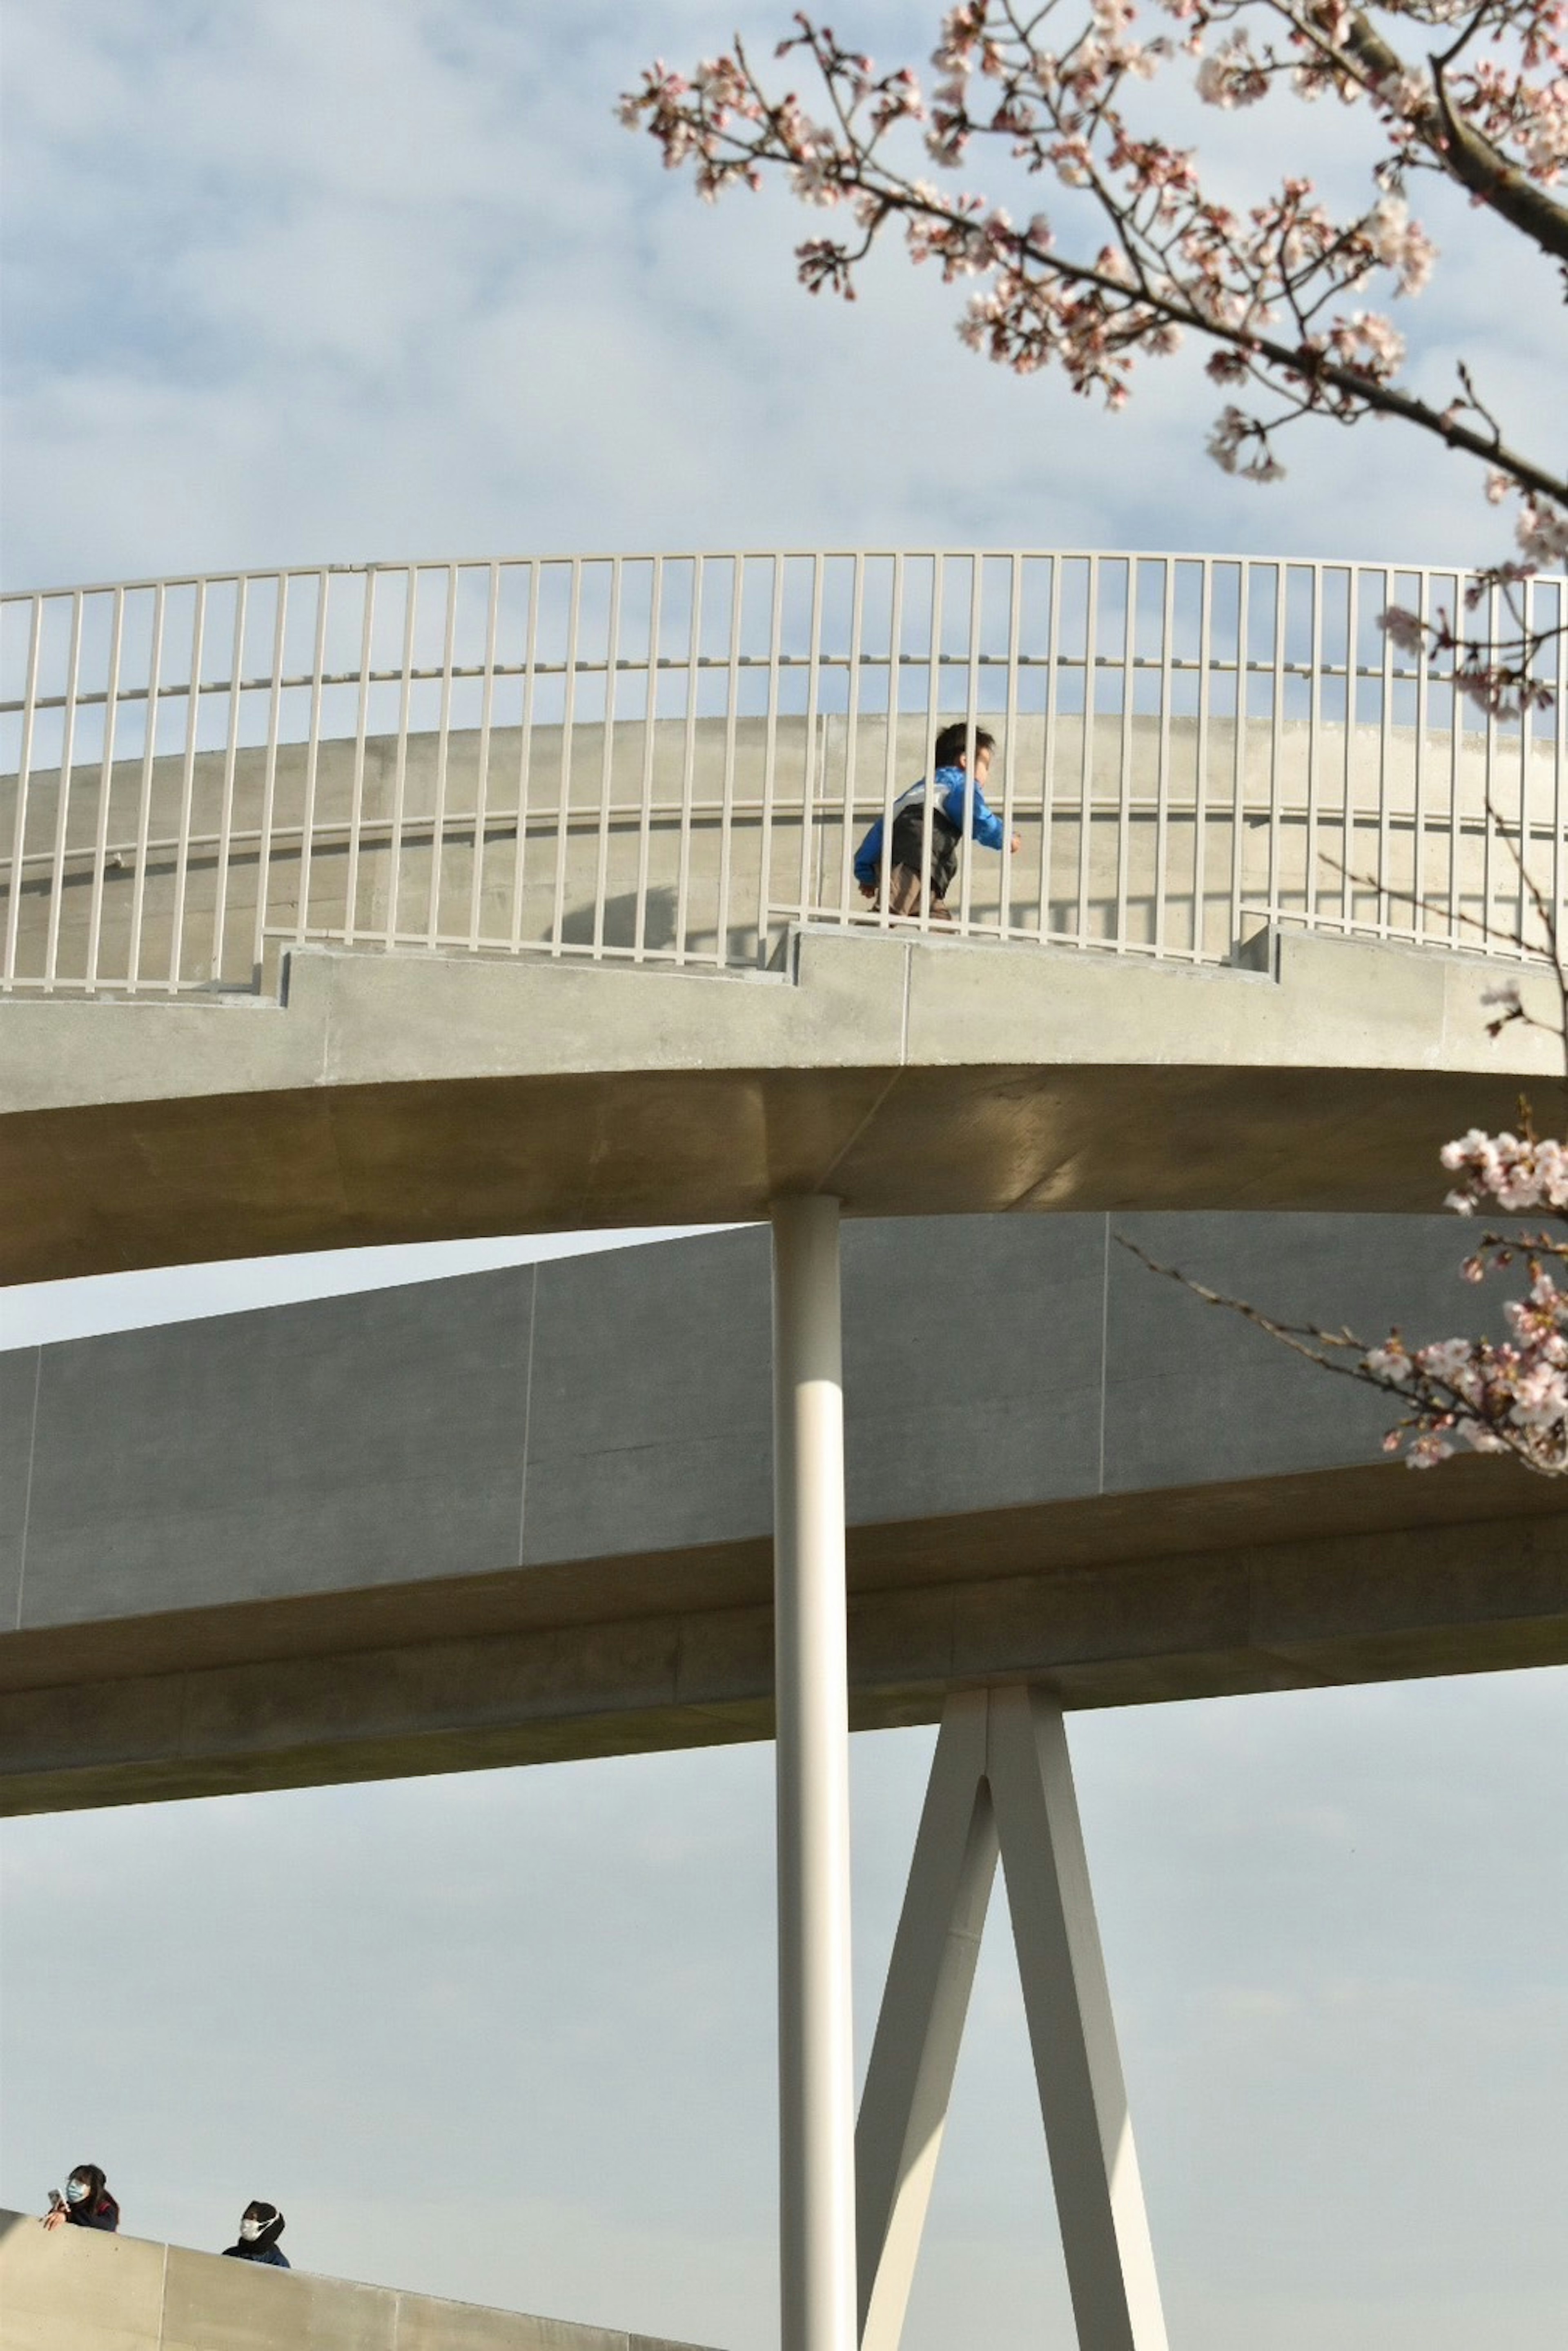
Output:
[2, 1218, 1564, 1813]
[0, 2211, 717, 2351]
[3, 711, 1558, 994]
[1, 926, 1561, 1284]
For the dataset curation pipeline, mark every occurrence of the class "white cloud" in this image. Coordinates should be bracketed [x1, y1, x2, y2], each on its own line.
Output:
[4, 12, 1567, 2345]
[5, 0, 1558, 591]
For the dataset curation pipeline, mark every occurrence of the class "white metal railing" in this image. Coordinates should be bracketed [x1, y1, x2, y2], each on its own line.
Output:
[2, 550, 1564, 997]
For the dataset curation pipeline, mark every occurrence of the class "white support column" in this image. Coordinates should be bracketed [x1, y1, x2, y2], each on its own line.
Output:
[855, 1692, 999, 2351]
[771, 1195, 857, 2351]
[988, 1686, 1169, 2351]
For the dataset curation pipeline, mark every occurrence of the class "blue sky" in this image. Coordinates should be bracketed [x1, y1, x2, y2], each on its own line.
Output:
[2, 4, 1566, 2346]
[4, 0, 1558, 594]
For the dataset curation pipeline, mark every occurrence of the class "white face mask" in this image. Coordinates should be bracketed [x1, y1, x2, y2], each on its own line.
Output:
[239, 2218, 265, 2241]
[65, 2181, 90, 2204]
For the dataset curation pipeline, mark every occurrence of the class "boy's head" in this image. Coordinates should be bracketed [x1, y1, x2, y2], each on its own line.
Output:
[933, 722, 995, 778]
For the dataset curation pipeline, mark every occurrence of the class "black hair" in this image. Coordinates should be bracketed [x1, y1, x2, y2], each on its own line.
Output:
[230, 2200, 287, 2257]
[933, 722, 995, 770]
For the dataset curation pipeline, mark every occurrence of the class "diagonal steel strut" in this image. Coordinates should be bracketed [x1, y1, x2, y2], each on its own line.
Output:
[855, 1685, 1168, 2351]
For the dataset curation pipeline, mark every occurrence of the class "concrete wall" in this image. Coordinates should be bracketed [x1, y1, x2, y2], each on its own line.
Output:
[3, 1218, 1565, 1811]
[0, 1216, 1505, 1634]
[5, 923, 1562, 1286]
[4, 711, 1556, 993]
[0, 2211, 716, 2351]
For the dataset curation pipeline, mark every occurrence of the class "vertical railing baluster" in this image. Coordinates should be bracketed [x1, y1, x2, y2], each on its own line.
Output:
[1411, 568, 1430, 946]
[592, 558, 624, 959]
[1113, 559, 1134, 953]
[345, 569, 377, 948]
[1192, 561, 1212, 961]
[209, 576, 248, 985]
[1227, 563, 1249, 958]
[1152, 559, 1175, 960]
[468, 562, 502, 952]
[1038, 555, 1062, 943]
[755, 555, 785, 963]
[796, 555, 824, 928]
[956, 557, 983, 936]
[1342, 568, 1361, 935]
[917, 554, 944, 937]
[1443, 572, 1463, 950]
[874, 555, 904, 931]
[291, 571, 327, 955]
[634, 556, 664, 962]
[43, 592, 85, 991]
[384, 567, 419, 953]
[425, 564, 459, 949]
[2, 595, 44, 989]
[674, 557, 704, 962]
[1552, 577, 1566, 962]
[164, 579, 207, 990]
[550, 559, 584, 955]
[86, 588, 126, 993]
[1513, 577, 1532, 954]
[509, 562, 541, 953]
[834, 555, 866, 931]
[719, 557, 747, 961]
[1265, 563, 1286, 935]
[1376, 568, 1396, 940]
[1000, 554, 1022, 942]
[128, 585, 169, 993]
[1304, 564, 1322, 943]
[1075, 556, 1098, 948]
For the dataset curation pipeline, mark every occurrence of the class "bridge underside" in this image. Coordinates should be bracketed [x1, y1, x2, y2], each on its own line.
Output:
[4, 1218, 1565, 1816]
[4, 1463, 1564, 1817]
[1, 924, 1561, 1282]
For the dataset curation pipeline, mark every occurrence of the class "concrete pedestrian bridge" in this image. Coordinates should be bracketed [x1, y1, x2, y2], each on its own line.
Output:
[4, 548, 1566, 2351]
[2, 547, 1564, 1279]
[5, 1212, 1567, 1819]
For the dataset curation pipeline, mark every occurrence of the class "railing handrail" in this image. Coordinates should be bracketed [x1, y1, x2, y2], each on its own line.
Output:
[3, 545, 1564, 999]
[5, 543, 1564, 605]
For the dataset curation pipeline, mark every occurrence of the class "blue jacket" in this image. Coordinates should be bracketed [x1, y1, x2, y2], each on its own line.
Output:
[853, 767, 1006, 892]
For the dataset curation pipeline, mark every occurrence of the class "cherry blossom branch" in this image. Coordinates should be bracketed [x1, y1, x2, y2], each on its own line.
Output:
[1120, 1232, 1568, 1470]
[1332, 7, 1568, 264]
[622, 0, 1568, 672]
[1380, 469, 1568, 717]
[1119, 806, 1568, 1474]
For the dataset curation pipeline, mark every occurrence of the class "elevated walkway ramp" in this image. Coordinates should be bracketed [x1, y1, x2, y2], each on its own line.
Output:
[0, 2209, 716, 2351]
[3, 1218, 1564, 1816]
[3, 925, 1562, 1284]
[4, 548, 1564, 1282]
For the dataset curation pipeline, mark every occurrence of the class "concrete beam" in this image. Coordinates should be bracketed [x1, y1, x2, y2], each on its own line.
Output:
[3, 1494, 1564, 1816]
[5, 1214, 1566, 1814]
[2, 926, 1559, 1280]
[0, 2211, 717, 2351]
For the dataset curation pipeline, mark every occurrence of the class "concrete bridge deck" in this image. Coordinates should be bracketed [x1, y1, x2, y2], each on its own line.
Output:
[0, 2209, 715, 2351]
[4, 1216, 1564, 1818]
[9, 549, 1564, 2351]
[3, 923, 1562, 1284]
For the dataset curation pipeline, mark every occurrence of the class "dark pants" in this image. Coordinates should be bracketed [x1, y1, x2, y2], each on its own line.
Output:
[884, 865, 952, 919]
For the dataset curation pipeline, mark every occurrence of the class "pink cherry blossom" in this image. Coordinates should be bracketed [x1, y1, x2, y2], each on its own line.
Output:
[621, 4, 1568, 710]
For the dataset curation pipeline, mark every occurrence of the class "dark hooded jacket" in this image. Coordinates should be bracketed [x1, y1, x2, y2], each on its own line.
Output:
[64, 2166, 119, 2232]
[222, 2203, 290, 2269]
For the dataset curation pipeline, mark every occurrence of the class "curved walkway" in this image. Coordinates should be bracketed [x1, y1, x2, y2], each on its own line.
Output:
[1, 923, 1560, 1281]
[4, 1217, 1565, 1815]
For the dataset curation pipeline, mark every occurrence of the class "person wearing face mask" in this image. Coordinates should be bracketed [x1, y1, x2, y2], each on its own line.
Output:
[42, 2164, 120, 2232]
[221, 2201, 290, 2269]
